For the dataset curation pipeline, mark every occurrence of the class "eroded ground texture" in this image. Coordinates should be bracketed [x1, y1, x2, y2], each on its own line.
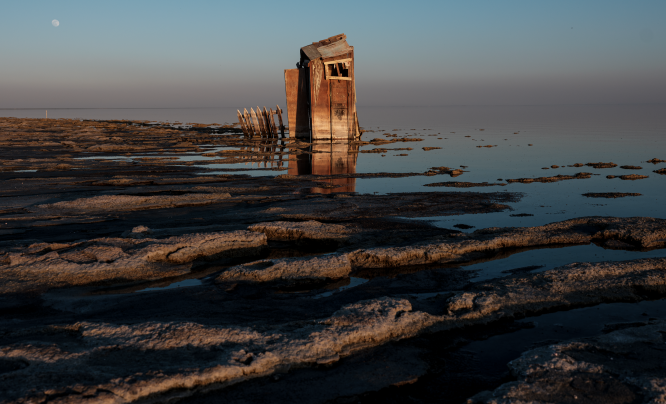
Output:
[1, 118, 666, 404]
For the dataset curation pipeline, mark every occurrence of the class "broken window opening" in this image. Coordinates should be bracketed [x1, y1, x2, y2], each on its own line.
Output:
[324, 58, 351, 81]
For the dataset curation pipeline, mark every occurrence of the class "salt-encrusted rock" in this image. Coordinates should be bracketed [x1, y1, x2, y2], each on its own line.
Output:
[592, 216, 666, 248]
[440, 257, 666, 328]
[468, 320, 666, 403]
[35, 193, 232, 214]
[0, 230, 266, 293]
[248, 220, 350, 244]
[121, 225, 154, 239]
[217, 255, 351, 283]
[0, 297, 438, 403]
[348, 217, 666, 268]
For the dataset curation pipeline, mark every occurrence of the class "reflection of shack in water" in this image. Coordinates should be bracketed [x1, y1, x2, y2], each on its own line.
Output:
[289, 142, 358, 193]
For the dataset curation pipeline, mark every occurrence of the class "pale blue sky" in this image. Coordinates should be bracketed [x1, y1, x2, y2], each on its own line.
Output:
[1, 0, 664, 108]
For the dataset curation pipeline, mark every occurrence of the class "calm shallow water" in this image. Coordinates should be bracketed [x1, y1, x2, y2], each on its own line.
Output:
[4, 105, 666, 229]
[6, 105, 664, 295]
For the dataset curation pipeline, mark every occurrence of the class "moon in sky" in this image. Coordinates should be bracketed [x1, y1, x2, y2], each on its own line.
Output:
[52, 19, 59, 27]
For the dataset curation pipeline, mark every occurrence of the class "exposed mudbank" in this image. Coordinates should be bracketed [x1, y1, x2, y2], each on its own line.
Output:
[424, 181, 506, 188]
[470, 320, 666, 403]
[2, 117, 666, 403]
[586, 162, 618, 169]
[506, 172, 591, 183]
[0, 297, 438, 404]
[583, 192, 642, 198]
[347, 217, 666, 269]
[217, 255, 351, 284]
[3, 256, 666, 403]
[0, 231, 266, 293]
[605, 174, 649, 180]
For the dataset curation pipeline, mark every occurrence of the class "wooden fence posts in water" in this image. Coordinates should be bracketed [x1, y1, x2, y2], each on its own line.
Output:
[237, 105, 285, 138]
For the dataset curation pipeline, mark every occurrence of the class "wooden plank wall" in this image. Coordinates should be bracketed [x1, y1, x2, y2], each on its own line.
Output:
[309, 59, 331, 140]
[310, 50, 358, 141]
[284, 68, 310, 139]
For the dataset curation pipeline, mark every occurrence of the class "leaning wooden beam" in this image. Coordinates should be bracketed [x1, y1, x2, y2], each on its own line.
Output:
[237, 109, 250, 136]
[236, 110, 246, 135]
[268, 108, 277, 137]
[263, 107, 274, 137]
[244, 108, 255, 137]
[252, 107, 262, 136]
[261, 107, 271, 137]
[276, 105, 285, 137]
[255, 106, 263, 136]
[262, 106, 271, 136]
[256, 106, 267, 136]
[250, 108, 261, 135]
[264, 107, 276, 137]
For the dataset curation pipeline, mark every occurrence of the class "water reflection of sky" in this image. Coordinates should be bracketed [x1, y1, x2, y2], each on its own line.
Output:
[258, 105, 665, 229]
[16, 104, 666, 228]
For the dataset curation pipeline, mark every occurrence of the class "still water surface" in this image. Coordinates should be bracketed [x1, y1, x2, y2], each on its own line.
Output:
[5, 105, 664, 286]
[3, 105, 665, 230]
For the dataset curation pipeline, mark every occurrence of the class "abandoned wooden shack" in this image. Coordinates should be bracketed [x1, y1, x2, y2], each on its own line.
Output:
[285, 34, 360, 141]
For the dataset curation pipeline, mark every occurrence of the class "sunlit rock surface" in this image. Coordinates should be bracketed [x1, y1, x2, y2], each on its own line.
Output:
[469, 320, 666, 404]
[349, 217, 666, 268]
[0, 231, 266, 293]
[248, 220, 351, 244]
[0, 297, 437, 403]
[217, 255, 351, 284]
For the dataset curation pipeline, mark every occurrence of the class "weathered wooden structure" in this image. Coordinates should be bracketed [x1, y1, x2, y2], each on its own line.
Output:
[285, 34, 360, 141]
[237, 106, 285, 138]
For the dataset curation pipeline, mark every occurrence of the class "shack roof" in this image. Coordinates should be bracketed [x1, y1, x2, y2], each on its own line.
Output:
[300, 33, 352, 61]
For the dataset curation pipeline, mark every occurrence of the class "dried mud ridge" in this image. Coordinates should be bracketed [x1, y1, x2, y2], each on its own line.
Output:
[470, 320, 666, 403]
[583, 192, 642, 198]
[2, 216, 666, 403]
[506, 172, 592, 184]
[2, 118, 666, 403]
[424, 181, 506, 188]
[606, 174, 649, 180]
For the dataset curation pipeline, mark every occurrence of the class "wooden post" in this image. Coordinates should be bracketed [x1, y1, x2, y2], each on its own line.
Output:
[258, 106, 268, 136]
[250, 108, 261, 136]
[269, 108, 278, 137]
[244, 108, 255, 137]
[262, 107, 271, 137]
[265, 107, 276, 137]
[276, 105, 285, 137]
[237, 110, 248, 136]
[256, 106, 264, 136]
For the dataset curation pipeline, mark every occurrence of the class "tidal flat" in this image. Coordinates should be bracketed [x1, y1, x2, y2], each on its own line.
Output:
[1, 106, 666, 404]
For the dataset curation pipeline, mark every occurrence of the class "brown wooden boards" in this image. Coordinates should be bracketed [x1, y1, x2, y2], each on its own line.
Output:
[317, 39, 352, 59]
[284, 69, 311, 139]
[283, 35, 360, 140]
[330, 79, 349, 140]
[237, 110, 248, 135]
[309, 60, 331, 140]
[250, 108, 261, 135]
[276, 105, 285, 137]
[244, 108, 255, 137]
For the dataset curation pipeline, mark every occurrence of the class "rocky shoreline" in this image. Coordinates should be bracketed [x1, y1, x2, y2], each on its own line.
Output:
[1, 118, 665, 404]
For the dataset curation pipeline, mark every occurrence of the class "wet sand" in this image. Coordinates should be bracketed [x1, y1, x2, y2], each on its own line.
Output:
[1, 117, 666, 404]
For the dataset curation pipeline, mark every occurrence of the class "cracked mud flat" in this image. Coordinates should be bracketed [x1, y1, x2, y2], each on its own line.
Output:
[2, 118, 666, 404]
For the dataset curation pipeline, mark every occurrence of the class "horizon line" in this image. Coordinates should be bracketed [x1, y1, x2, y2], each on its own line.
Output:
[1, 102, 666, 110]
